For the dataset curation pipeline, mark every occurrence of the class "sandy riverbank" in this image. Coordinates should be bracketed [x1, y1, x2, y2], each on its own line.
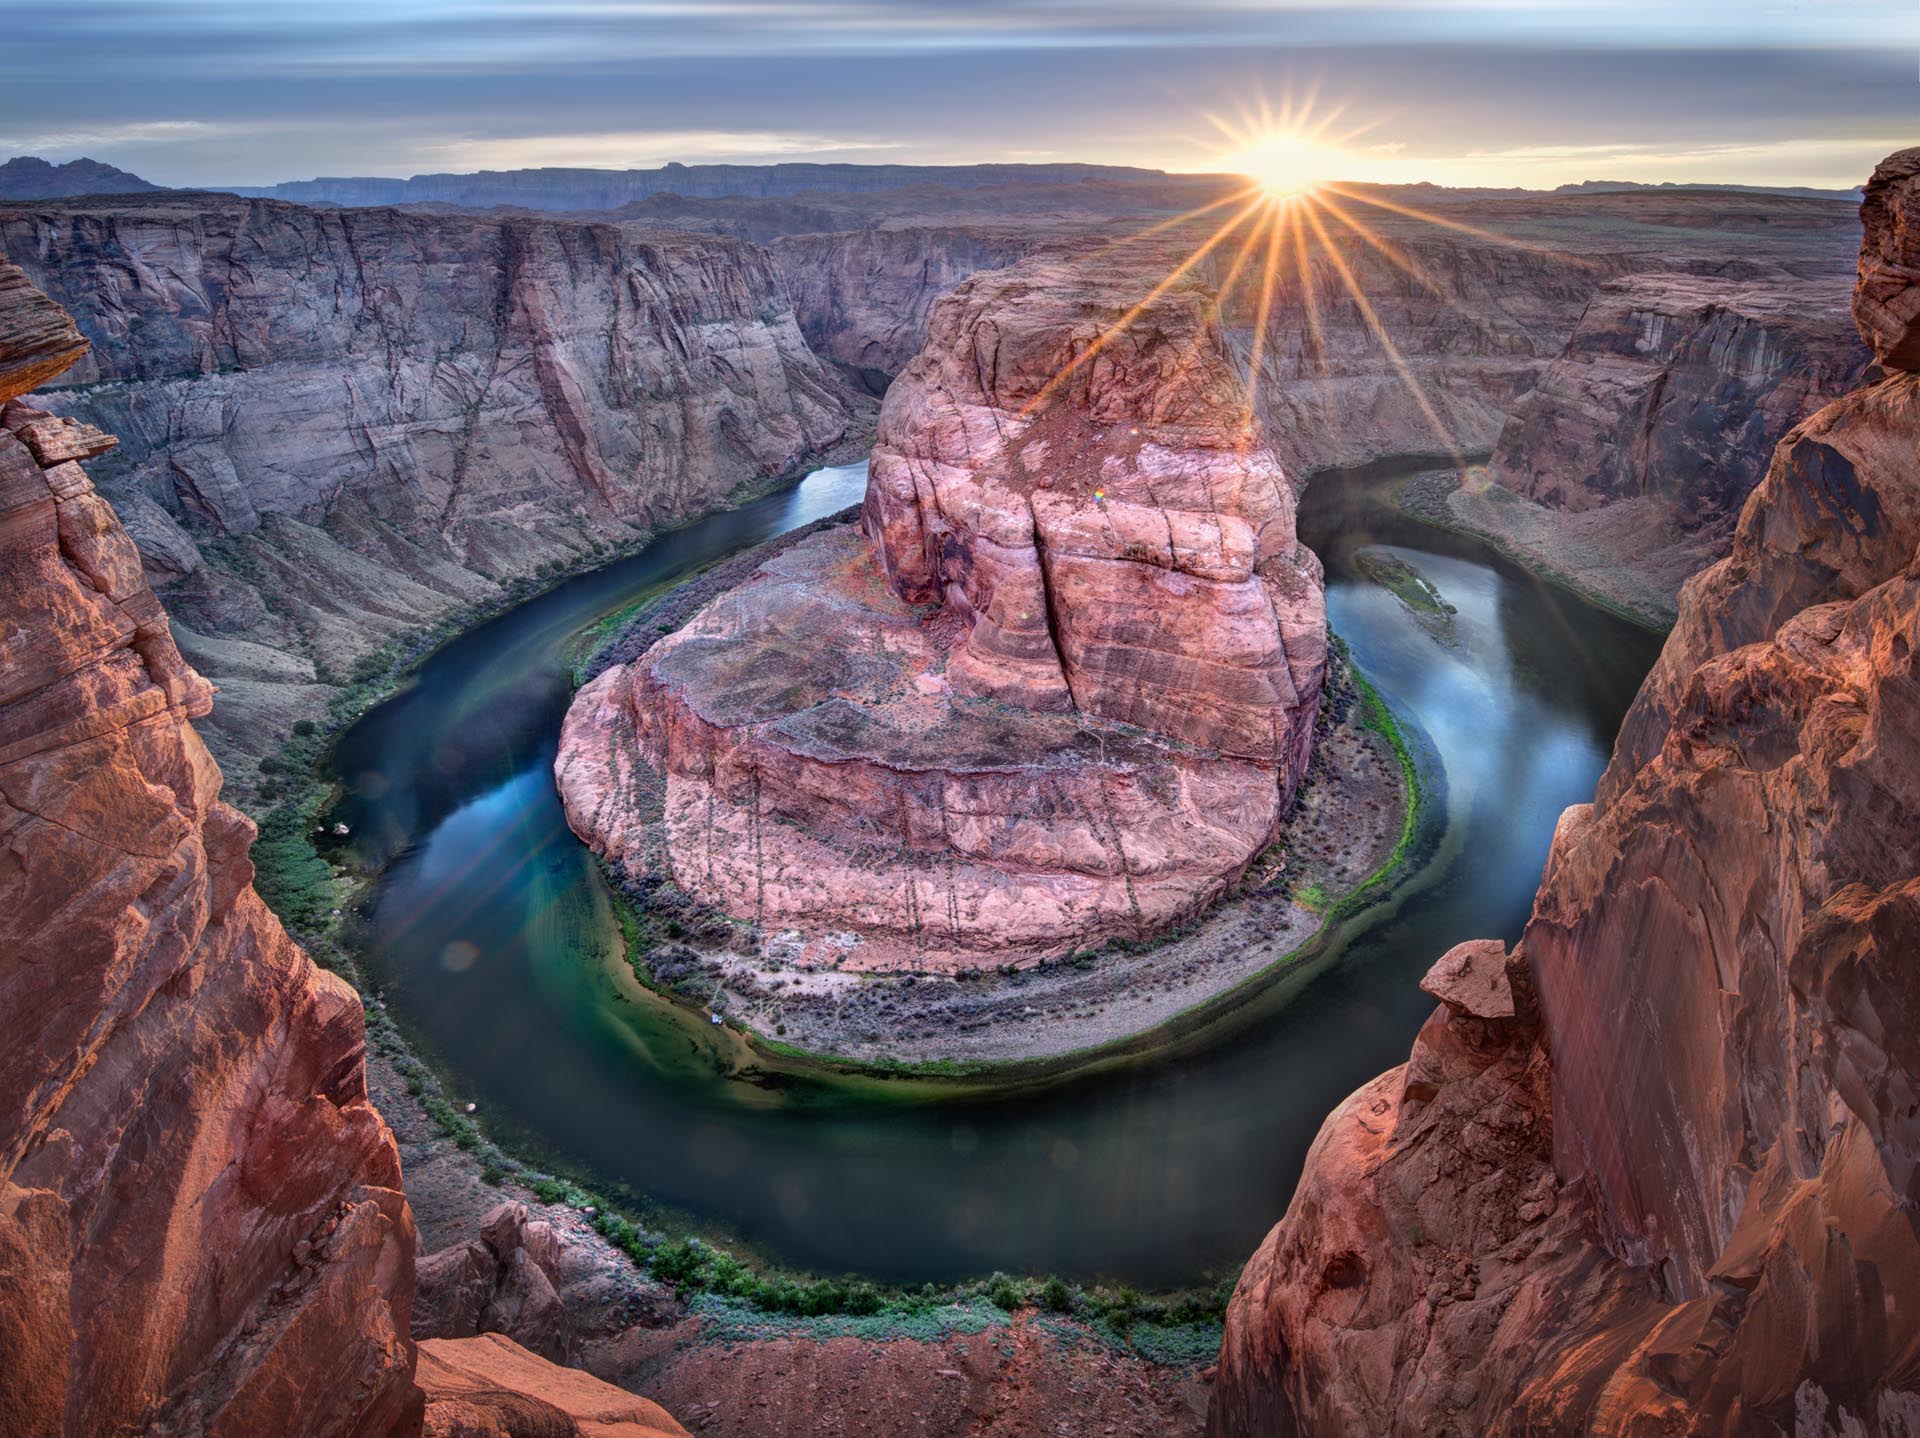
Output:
[1396, 469, 1686, 632]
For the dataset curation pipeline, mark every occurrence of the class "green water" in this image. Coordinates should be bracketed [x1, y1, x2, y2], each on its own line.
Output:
[331, 458, 1663, 1286]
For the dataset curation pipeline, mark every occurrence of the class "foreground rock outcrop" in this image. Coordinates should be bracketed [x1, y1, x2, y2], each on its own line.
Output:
[1211, 151, 1920, 1437]
[562, 250, 1326, 968]
[0, 193, 856, 774]
[0, 262, 689, 1438]
[0, 261, 421, 1435]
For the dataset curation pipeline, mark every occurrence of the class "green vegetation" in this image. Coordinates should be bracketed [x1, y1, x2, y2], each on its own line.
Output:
[1354, 548, 1456, 622]
[1343, 666, 1424, 914]
[1292, 881, 1333, 913]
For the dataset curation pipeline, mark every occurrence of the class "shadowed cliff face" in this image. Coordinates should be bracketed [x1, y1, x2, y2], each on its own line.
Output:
[1210, 151, 1920, 1438]
[0, 194, 857, 773]
[1489, 273, 1870, 534]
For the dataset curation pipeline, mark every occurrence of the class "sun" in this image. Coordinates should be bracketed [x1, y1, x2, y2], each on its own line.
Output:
[1225, 128, 1341, 200]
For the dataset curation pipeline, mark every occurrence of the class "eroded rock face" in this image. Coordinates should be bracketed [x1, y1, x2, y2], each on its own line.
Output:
[415, 1203, 573, 1365]
[1854, 148, 1920, 370]
[0, 194, 856, 772]
[1489, 272, 1870, 535]
[418, 1333, 688, 1438]
[0, 262, 421, 1437]
[771, 226, 1047, 386]
[1211, 157, 1920, 1437]
[562, 252, 1325, 968]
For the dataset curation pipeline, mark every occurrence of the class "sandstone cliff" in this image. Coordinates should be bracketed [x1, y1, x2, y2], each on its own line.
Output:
[0, 194, 856, 772]
[1210, 152, 1920, 1437]
[561, 248, 1326, 969]
[0, 261, 421, 1436]
[1446, 267, 1874, 622]
[771, 225, 1048, 388]
[0, 262, 691, 1438]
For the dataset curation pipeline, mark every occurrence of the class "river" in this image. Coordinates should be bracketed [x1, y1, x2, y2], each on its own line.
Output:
[330, 457, 1664, 1287]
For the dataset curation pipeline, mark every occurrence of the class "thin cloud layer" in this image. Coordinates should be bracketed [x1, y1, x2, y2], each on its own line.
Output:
[1, 2, 1911, 187]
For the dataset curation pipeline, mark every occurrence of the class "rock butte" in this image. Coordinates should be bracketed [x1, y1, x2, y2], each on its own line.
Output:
[1210, 148, 1920, 1437]
[0, 261, 687, 1438]
[561, 252, 1327, 969]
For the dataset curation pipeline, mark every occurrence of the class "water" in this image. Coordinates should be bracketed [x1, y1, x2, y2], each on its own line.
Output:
[332, 457, 1664, 1287]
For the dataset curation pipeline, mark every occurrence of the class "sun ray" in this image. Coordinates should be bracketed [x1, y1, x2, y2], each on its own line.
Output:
[1021, 195, 1269, 414]
[1321, 181, 1598, 265]
[1298, 195, 1465, 465]
[1289, 206, 1352, 465]
[1309, 188, 1508, 353]
[1089, 183, 1262, 255]
[1239, 201, 1293, 439]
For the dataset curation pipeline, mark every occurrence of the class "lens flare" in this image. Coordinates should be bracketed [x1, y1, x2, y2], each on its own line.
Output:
[1024, 81, 1593, 462]
[1225, 129, 1338, 200]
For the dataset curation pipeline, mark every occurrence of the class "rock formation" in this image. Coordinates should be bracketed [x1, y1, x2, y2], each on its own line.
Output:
[0, 261, 688, 1438]
[1448, 269, 1875, 621]
[0, 193, 856, 771]
[770, 226, 1050, 388]
[1210, 150, 1920, 1437]
[0, 155, 161, 199]
[561, 250, 1326, 968]
[416, 1335, 685, 1438]
[415, 1203, 574, 1365]
[0, 260, 421, 1435]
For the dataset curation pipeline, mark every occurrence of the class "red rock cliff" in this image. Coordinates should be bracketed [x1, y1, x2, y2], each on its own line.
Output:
[0, 263, 691, 1438]
[561, 250, 1325, 969]
[0, 261, 421, 1436]
[1211, 150, 1920, 1437]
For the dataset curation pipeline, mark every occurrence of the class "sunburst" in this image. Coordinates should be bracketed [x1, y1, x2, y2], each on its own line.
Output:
[1022, 84, 1590, 465]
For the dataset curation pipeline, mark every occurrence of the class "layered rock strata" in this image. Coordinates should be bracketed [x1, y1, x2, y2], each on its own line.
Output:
[0, 261, 421, 1436]
[0, 194, 856, 772]
[1210, 150, 1920, 1437]
[0, 262, 689, 1438]
[1449, 269, 1875, 621]
[562, 253, 1326, 969]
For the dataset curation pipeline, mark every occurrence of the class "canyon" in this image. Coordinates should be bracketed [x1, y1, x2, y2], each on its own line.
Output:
[3, 144, 1914, 1438]
[0, 261, 689, 1437]
[560, 247, 1328, 970]
[1210, 149, 1920, 1437]
[0, 179, 1868, 806]
[0, 193, 859, 777]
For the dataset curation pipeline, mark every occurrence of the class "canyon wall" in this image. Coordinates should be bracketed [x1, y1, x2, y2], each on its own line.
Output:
[561, 248, 1326, 968]
[770, 225, 1050, 387]
[1489, 272, 1869, 531]
[1210, 151, 1920, 1438]
[0, 262, 422, 1437]
[0, 194, 856, 773]
[0, 262, 693, 1438]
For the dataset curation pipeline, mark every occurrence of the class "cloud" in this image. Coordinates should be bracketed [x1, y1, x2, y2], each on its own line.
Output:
[418, 129, 909, 170]
[0, 120, 230, 153]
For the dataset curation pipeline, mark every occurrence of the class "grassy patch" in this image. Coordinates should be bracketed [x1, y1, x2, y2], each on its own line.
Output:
[1354, 548, 1456, 622]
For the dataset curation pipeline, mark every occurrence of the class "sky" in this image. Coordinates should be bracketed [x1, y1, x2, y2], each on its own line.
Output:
[1, 1, 1915, 190]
